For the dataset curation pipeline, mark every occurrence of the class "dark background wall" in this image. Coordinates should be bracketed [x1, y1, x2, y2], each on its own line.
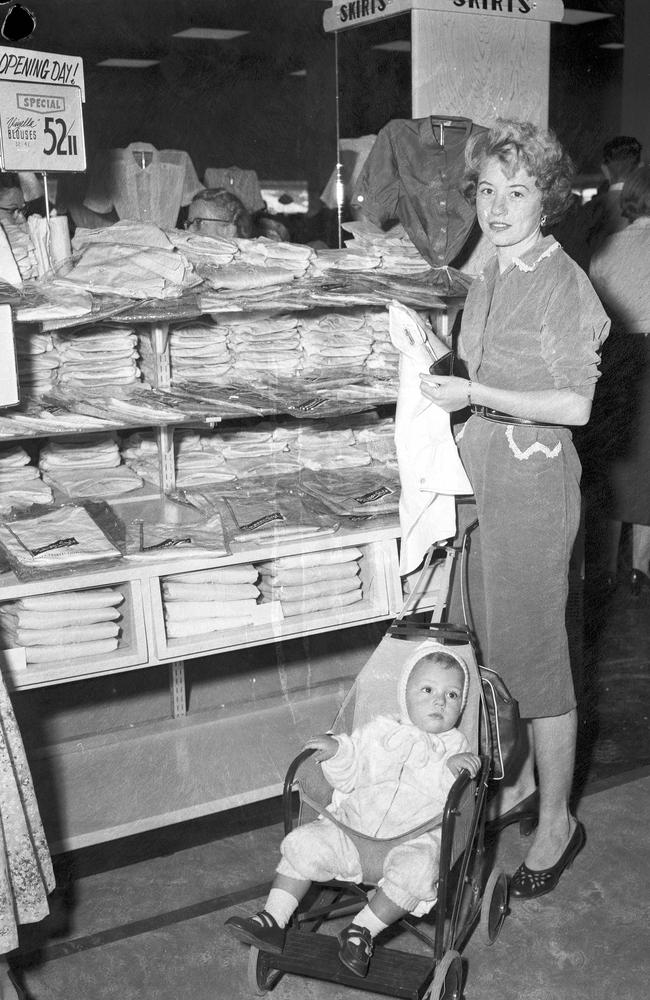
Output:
[7, 1, 641, 223]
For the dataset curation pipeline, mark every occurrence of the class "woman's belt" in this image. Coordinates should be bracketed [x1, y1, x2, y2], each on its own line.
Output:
[470, 405, 564, 428]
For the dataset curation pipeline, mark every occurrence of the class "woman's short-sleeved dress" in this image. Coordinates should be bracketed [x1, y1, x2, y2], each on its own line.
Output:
[459, 237, 610, 718]
[0, 656, 54, 953]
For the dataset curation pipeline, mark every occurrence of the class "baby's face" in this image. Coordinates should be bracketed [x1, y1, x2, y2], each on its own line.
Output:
[405, 660, 464, 735]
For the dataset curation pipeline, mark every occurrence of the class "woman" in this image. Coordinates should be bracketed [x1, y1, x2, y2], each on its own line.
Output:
[0, 653, 55, 999]
[588, 165, 650, 598]
[420, 120, 610, 899]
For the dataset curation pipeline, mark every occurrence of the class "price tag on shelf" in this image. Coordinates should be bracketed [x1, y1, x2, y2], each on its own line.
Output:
[0, 46, 86, 172]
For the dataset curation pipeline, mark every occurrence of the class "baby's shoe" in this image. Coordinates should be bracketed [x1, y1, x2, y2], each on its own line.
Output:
[225, 910, 286, 953]
[338, 923, 373, 977]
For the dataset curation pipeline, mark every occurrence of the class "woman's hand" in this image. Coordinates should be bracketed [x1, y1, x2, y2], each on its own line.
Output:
[304, 734, 339, 763]
[420, 374, 471, 413]
[447, 752, 482, 778]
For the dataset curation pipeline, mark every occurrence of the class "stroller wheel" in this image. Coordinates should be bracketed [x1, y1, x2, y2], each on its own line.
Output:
[247, 946, 283, 995]
[426, 949, 463, 1000]
[479, 868, 509, 945]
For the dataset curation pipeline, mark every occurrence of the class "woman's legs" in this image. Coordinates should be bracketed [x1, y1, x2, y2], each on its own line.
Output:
[523, 708, 577, 870]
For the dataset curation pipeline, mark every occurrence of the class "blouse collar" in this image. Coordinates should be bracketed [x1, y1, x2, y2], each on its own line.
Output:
[481, 235, 560, 280]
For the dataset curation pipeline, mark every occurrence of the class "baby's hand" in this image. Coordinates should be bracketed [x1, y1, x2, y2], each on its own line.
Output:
[303, 734, 339, 763]
[447, 752, 481, 778]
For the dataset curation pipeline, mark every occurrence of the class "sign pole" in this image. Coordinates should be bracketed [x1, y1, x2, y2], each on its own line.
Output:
[42, 171, 50, 222]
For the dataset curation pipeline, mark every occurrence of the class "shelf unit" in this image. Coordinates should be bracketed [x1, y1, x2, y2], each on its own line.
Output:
[1, 300, 451, 852]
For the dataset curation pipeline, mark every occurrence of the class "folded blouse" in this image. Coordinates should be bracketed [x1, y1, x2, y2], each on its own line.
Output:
[163, 599, 259, 621]
[280, 590, 364, 618]
[18, 589, 124, 611]
[162, 581, 259, 602]
[24, 637, 119, 663]
[165, 564, 258, 585]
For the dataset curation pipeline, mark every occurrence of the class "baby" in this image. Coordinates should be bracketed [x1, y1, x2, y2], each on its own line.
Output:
[226, 645, 480, 978]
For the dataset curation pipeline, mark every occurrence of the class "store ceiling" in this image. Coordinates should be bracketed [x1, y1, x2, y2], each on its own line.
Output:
[18, 0, 625, 72]
[19, 1, 332, 73]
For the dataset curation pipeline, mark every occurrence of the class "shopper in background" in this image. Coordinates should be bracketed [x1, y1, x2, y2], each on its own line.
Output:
[580, 135, 642, 255]
[0, 655, 55, 1000]
[185, 187, 254, 239]
[0, 174, 25, 227]
[419, 119, 610, 900]
[588, 164, 650, 598]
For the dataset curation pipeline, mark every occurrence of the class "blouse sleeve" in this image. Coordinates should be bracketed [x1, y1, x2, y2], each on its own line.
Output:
[541, 263, 611, 399]
[351, 126, 400, 226]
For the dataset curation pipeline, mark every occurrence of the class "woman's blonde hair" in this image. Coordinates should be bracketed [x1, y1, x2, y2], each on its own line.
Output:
[462, 118, 575, 224]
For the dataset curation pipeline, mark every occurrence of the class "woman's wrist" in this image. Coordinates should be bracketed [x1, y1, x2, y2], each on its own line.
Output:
[466, 380, 473, 407]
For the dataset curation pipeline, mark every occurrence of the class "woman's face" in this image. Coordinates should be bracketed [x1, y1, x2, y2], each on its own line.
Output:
[476, 155, 543, 256]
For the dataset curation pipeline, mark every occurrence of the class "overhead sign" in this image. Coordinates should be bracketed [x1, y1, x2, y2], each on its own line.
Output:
[0, 46, 86, 172]
[323, 0, 564, 32]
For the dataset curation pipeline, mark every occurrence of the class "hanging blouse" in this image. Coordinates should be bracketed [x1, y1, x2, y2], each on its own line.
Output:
[203, 167, 265, 213]
[84, 143, 204, 228]
[352, 116, 487, 268]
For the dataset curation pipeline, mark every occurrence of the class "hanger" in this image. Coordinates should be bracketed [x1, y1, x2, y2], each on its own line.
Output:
[428, 116, 470, 148]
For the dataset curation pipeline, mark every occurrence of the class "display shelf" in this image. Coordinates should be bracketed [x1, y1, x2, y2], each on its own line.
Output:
[2, 578, 148, 690]
[149, 535, 401, 662]
[0, 297, 452, 850]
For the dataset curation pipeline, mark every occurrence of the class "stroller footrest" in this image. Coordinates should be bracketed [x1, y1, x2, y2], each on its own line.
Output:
[266, 928, 434, 998]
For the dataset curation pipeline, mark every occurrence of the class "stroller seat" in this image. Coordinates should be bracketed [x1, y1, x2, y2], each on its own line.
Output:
[246, 621, 509, 999]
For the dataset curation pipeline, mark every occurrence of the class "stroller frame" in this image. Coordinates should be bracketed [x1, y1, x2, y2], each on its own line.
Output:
[247, 523, 509, 999]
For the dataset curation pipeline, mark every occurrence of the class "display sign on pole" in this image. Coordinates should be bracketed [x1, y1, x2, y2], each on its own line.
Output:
[0, 45, 86, 172]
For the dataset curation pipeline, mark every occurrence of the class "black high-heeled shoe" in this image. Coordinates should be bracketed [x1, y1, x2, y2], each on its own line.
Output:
[485, 789, 539, 837]
[630, 568, 650, 599]
[509, 820, 586, 899]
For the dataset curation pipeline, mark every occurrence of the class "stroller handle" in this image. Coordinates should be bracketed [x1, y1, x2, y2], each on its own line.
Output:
[283, 746, 317, 835]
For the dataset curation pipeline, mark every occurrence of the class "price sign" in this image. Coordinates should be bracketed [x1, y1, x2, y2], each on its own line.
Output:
[0, 47, 86, 172]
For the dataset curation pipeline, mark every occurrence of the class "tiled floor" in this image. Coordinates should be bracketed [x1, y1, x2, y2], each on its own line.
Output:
[9, 569, 650, 1000]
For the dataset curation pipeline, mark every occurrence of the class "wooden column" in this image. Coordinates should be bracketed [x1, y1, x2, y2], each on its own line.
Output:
[622, 0, 650, 157]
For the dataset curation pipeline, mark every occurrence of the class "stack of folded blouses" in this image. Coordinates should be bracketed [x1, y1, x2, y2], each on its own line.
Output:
[236, 237, 315, 277]
[353, 414, 397, 466]
[0, 587, 124, 664]
[340, 220, 431, 275]
[0, 445, 53, 513]
[39, 433, 143, 498]
[13, 327, 59, 395]
[53, 325, 140, 388]
[257, 547, 363, 618]
[138, 321, 232, 386]
[201, 426, 301, 481]
[298, 311, 374, 378]
[365, 309, 399, 380]
[121, 429, 236, 487]
[287, 420, 371, 471]
[161, 564, 261, 638]
[225, 315, 302, 381]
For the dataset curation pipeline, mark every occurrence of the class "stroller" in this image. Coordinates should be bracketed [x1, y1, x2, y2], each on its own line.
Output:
[246, 522, 517, 999]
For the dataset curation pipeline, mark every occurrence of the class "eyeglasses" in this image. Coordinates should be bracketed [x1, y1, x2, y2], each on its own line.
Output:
[185, 216, 234, 227]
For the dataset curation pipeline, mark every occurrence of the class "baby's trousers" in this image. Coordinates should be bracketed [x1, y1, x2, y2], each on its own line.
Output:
[277, 817, 440, 916]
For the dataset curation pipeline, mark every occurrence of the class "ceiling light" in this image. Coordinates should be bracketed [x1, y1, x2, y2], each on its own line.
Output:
[599, 42, 624, 50]
[561, 10, 614, 26]
[172, 28, 249, 41]
[372, 40, 411, 52]
[289, 70, 307, 77]
[97, 59, 159, 68]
